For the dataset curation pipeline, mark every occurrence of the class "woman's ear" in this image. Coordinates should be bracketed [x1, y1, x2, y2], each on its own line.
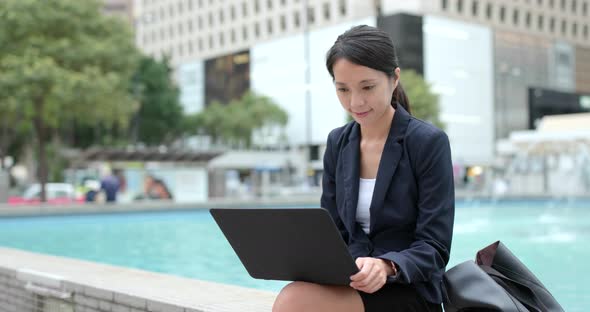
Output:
[393, 67, 401, 89]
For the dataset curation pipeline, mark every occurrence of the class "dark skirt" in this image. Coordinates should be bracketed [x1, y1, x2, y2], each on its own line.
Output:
[358, 284, 442, 312]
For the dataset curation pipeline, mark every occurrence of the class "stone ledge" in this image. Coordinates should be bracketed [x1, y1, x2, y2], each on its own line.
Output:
[0, 247, 275, 312]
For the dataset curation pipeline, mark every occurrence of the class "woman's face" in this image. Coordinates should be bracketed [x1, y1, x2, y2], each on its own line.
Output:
[332, 58, 399, 126]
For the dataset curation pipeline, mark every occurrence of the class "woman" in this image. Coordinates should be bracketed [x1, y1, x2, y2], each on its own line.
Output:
[273, 25, 454, 312]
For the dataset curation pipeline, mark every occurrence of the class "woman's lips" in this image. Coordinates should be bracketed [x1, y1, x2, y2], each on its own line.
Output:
[354, 110, 370, 118]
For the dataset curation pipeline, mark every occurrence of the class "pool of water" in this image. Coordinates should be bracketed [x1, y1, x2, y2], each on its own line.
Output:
[0, 200, 588, 311]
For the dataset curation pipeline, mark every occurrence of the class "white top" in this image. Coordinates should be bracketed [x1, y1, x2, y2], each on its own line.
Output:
[356, 178, 376, 234]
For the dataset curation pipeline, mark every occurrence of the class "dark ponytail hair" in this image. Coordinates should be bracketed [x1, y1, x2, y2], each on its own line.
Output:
[325, 25, 411, 114]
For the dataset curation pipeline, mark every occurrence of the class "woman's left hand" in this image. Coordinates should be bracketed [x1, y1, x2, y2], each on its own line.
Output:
[349, 257, 394, 293]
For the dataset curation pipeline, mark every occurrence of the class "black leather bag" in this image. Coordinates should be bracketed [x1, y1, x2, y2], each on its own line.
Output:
[443, 241, 564, 312]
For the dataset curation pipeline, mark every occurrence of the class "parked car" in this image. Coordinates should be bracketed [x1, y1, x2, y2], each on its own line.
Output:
[7, 183, 84, 205]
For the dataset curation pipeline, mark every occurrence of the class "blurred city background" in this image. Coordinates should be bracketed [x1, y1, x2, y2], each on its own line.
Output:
[0, 0, 589, 311]
[1, 0, 589, 204]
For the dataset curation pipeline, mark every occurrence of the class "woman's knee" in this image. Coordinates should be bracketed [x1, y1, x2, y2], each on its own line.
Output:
[272, 281, 363, 312]
[273, 281, 314, 312]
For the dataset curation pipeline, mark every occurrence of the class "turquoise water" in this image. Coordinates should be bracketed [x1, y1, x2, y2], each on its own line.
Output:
[0, 200, 588, 311]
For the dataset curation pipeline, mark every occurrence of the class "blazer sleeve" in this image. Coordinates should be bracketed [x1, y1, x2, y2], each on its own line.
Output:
[377, 130, 455, 284]
[320, 130, 350, 244]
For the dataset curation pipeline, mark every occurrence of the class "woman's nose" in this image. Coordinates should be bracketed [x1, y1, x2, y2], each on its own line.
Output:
[350, 92, 363, 109]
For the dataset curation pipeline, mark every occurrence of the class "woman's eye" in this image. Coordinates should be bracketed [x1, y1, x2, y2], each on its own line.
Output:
[363, 85, 375, 91]
[337, 88, 349, 92]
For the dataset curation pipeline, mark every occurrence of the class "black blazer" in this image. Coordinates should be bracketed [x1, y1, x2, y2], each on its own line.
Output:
[321, 105, 455, 304]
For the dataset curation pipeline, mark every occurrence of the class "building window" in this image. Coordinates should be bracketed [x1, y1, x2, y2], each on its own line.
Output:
[198, 16, 203, 28]
[560, 0, 566, 10]
[550, 17, 555, 32]
[267, 18, 273, 34]
[457, 0, 463, 13]
[294, 11, 300, 27]
[525, 12, 531, 27]
[178, 1, 183, 13]
[268, 0, 273, 10]
[188, 20, 193, 33]
[255, 0, 260, 13]
[188, 0, 193, 11]
[339, 0, 347, 16]
[160, 29, 165, 40]
[198, 38, 203, 51]
[178, 23, 183, 36]
[169, 25, 174, 38]
[219, 32, 224, 47]
[561, 20, 567, 35]
[198, 0, 203, 8]
[243, 2, 248, 16]
[209, 35, 214, 49]
[188, 41, 194, 54]
[255, 22, 260, 37]
[307, 6, 315, 24]
[281, 0, 286, 6]
[280, 15, 286, 31]
[538, 15, 544, 30]
[179, 44, 184, 57]
[324, 2, 331, 21]
[538, 0, 543, 5]
[169, 3, 174, 17]
[500, 6, 506, 22]
[231, 5, 236, 19]
[472, 1, 478, 16]
[209, 12, 213, 26]
[549, 0, 554, 8]
[572, 22, 578, 36]
[231, 29, 236, 43]
[442, 0, 448, 10]
[513, 10, 519, 25]
[583, 24, 588, 38]
[486, 3, 493, 19]
[572, 0, 578, 12]
[219, 9, 224, 24]
[583, 1, 588, 15]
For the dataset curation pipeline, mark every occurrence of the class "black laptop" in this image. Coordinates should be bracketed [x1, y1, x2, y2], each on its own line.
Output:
[210, 208, 359, 285]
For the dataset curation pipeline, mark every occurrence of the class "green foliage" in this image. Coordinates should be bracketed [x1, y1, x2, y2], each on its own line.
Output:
[0, 0, 140, 199]
[401, 70, 444, 130]
[184, 91, 288, 148]
[132, 56, 183, 145]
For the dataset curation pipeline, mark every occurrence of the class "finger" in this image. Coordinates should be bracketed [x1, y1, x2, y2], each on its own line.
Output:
[350, 259, 371, 282]
[351, 262, 378, 287]
[353, 263, 385, 290]
[350, 258, 365, 281]
[357, 273, 386, 294]
[365, 275, 386, 293]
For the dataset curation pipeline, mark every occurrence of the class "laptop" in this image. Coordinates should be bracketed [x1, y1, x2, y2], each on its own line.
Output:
[210, 207, 359, 286]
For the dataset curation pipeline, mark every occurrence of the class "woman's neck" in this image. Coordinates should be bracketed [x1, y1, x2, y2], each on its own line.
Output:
[360, 106, 395, 141]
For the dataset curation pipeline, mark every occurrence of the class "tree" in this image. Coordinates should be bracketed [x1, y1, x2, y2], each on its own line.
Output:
[0, 103, 31, 170]
[184, 92, 288, 148]
[0, 0, 140, 201]
[401, 70, 444, 129]
[131, 56, 183, 145]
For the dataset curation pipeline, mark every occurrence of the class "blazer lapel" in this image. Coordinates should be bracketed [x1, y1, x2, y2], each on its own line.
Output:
[369, 105, 411, 232]
[341, 123, 361, 232]
[369, 137, 403, 230]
